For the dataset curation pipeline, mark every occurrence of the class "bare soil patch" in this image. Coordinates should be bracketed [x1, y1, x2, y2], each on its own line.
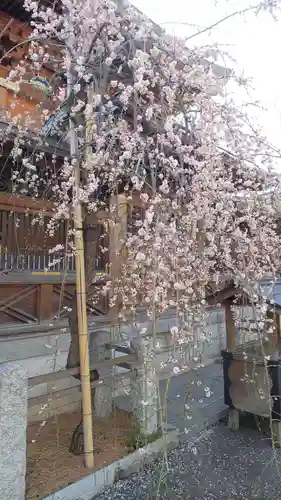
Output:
[26, 407, 134, 499]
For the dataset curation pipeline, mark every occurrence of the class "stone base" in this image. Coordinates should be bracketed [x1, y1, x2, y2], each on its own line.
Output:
[94, 386, 113, 418]
[0, 363, 27, 500]
[130, 337, 158, 435]
[89, 330, 113, 418]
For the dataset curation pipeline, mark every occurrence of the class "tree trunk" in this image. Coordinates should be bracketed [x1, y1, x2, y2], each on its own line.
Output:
[69, 378, 99, 455]
[69, 413, 84, 455]
[66, 214, 101, 455]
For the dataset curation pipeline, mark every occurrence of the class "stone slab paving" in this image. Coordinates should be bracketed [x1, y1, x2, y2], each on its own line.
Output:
[95, 415, 281, 500]
[115, 361, 225, 436]
[158, 362, 225, 435]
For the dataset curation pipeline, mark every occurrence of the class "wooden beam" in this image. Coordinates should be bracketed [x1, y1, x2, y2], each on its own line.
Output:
[28, 354, 137, 387]
[0, 191, 54, 214]
[206, 283, 238, 306]
[105, 343, 132, 354]
[0, 86, 8, 112]
[0, 192, 112, 222]
[28, 369, 137, 410]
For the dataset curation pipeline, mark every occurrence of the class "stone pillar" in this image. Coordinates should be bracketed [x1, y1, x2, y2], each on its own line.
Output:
[0, 363, 27, 500]
[89, 330, 113, 418]
[130, 337, 158, 435]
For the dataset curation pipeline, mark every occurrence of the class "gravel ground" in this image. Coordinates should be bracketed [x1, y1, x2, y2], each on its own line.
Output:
[95, 415, 281, 500]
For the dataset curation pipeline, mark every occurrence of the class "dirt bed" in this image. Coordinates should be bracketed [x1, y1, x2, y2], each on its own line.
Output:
[26, 408, 134, 500]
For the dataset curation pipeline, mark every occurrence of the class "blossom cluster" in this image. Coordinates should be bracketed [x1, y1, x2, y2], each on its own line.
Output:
[4, 0, 281, 357]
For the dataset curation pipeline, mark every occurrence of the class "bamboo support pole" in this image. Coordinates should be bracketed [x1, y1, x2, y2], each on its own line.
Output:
[73, 185, 94, 468]
[69, 83, 94, 467]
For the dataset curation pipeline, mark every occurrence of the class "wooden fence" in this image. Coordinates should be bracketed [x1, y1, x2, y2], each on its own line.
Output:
[27, 343, 138, 420]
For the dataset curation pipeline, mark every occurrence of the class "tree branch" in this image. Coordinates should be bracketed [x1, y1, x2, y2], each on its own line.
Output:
[0, 17, 14, 39]
[184, 0, 280, 42]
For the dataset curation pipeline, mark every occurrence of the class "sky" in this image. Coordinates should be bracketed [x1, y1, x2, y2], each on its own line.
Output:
[132, 0, 281, 154]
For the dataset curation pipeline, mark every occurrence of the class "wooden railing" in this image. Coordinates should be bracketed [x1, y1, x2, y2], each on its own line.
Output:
[0, 193, 70, 271]
[0, 190, 148, 276]
[0, 191, 109, 272]
[0, 250, 76, 272]
[27, 343, 138, 417]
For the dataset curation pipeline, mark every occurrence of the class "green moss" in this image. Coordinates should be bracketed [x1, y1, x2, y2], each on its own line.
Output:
[155, 331, 170, 337]
[125, 422, 162, 453]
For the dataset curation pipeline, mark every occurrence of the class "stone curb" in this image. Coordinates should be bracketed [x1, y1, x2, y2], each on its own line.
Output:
[43, 430, 180, 500]
[115, 429, 180, 481]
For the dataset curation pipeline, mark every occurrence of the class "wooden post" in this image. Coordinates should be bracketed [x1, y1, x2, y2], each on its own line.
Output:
[225, 299, 236, 352]
[278, 313, 281, 357]
[273, 312, 281, 357]
[37, 284, 53, 321]
[0, 86, 8, 113]
[228, 406, 240, 430]
[90, 194, 127, 419]
[265, 310, 281, 357]
[224, 299, 239, 430]
[271, 313, 281, 447]
[109, 193, 128, 321]
[272, 421, 281, 448]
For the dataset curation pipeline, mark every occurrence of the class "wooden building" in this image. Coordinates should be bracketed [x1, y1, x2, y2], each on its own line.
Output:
[0, 1, 189, 333]
[0, 7, 111, 332]
[0, 1, 229, 335]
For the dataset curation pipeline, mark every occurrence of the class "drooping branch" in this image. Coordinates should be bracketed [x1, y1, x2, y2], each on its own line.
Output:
[183, 0, 281, 42]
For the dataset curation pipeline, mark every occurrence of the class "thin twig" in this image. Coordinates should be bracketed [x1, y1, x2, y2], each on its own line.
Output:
[85, 22, 108, 64]
[0, 35, 66, 65]
[0, 17, 14, 39]
[184, 0, 279, 41]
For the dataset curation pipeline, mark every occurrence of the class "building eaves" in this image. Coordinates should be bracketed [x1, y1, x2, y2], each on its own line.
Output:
[1, 0, 55, 22]
[1, 0, 230, 79]
[0, 119, 69, 157]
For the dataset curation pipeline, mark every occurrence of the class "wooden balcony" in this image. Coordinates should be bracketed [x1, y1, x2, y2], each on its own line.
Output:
[0, 191, 108, 268]
[0, 191, 109, 326]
